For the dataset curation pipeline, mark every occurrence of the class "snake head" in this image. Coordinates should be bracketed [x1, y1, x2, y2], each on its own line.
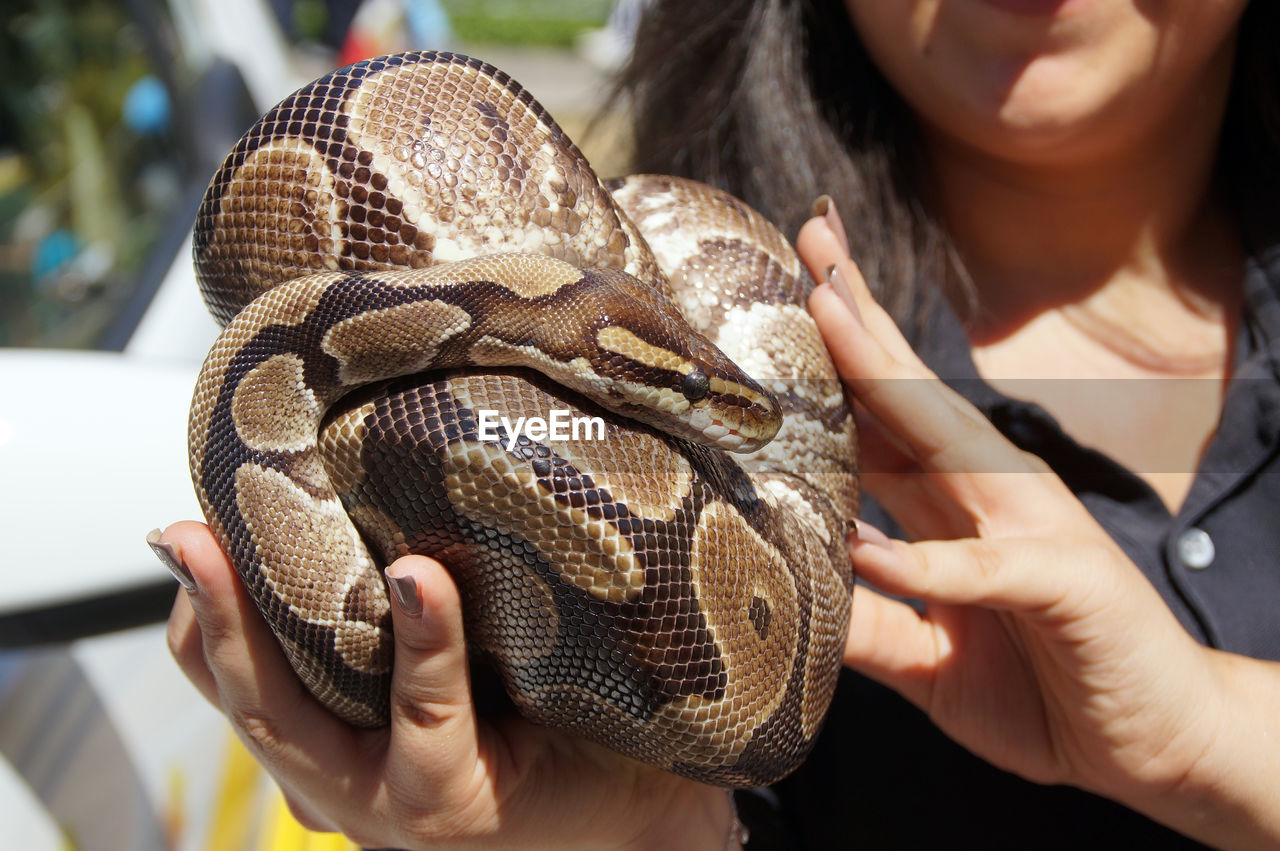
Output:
[570, 269, 784, 453]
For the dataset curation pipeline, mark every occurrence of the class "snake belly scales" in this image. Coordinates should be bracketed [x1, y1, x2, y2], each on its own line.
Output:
[188, 51, 857, 788]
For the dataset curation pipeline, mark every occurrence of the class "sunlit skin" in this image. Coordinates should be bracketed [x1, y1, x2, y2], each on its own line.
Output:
[845, 0, 1246, 164]
[845, 0, 1250, 509]
[157, 1, 1280, 847]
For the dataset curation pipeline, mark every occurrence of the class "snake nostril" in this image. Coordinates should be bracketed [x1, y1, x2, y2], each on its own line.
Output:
[681, 369, 711, 402]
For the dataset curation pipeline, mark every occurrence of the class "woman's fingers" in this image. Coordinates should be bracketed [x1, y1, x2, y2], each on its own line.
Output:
[382, 556, 489, 820]
[384, 557, 475, 731]
[841, 528, 1112, 712]
[801, 212, 1092, 539]
[841, 579, 939, 709]
[801, 205, 1043, 479]
[161, 528, 220, 707]
[811, 286, 1001, 467]
[810, 283, 1072, 536]
[801, 209, 1054, 532]
[852, 532, 1109, 615]
[155, 523, 373, 811]
[796, 216, 922, 366]
[160, 532, 515, 845]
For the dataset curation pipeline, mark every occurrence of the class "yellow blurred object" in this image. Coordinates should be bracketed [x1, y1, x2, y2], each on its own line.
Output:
[207, 737, 260, 851]
[261, 794, 359, 851]
[205, 735, 359, 851]
[64, 102, 123, 254]
[165, 767, 188, 849]
[0, 153, 26, 194]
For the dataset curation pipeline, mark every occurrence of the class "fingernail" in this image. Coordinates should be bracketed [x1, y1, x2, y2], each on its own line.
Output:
[812, 194, 850, 257]
[386, 571, 422, 617]
[826, 265, 864, 325]
[147, 528, 197, 593]
[849, 519, 893, 550]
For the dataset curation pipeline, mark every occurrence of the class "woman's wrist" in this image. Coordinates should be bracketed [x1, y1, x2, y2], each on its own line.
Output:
[1182, 651, 1280, 848]
[1123, 650, 1280, 848]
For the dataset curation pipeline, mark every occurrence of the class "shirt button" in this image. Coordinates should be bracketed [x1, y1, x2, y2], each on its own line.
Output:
[1177, 528, 1215, 570]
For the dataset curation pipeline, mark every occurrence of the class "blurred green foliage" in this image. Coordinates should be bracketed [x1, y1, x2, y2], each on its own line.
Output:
[441, 0, 613, 46]
[1, 0, 186, 347]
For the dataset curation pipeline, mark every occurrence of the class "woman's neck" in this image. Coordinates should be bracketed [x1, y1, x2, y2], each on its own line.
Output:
[924, 48, 1243, 375]
[923, 51, 1245, 511]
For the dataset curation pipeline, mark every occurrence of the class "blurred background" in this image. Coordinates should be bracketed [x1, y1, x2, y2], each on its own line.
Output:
[0, 1, 641, 848]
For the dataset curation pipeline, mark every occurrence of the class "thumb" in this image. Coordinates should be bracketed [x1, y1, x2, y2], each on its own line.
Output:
[383, 555, 481, 770]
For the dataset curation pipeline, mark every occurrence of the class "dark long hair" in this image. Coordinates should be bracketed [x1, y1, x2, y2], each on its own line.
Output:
[613, 0, 1280, 325]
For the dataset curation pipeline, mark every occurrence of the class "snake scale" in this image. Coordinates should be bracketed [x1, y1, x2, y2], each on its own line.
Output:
[188, 51, 857, 788]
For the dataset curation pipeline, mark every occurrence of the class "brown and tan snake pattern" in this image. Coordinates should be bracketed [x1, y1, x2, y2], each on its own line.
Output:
[187, 51, 856, 787]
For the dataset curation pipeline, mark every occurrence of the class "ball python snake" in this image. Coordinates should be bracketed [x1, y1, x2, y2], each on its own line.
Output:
[187, 51, 857, 788]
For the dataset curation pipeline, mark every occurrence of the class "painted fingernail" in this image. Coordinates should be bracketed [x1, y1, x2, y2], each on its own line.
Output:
[827, 265, 864, 325]
[147, 529, 197, 592]
[849, 519, 893, 550]
[812, 194, 850, 257]
[386, 571, 422, 617]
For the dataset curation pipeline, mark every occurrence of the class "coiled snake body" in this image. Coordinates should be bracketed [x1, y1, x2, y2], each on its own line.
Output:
[189, 51, 856, 787]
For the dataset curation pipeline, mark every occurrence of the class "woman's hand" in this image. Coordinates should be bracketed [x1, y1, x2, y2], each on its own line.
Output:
[157, 523, 736, 850]
[797, 203, 1280, 848]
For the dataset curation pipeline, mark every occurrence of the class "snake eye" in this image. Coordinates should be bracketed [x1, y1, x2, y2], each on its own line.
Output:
[681, 369, 711, 402]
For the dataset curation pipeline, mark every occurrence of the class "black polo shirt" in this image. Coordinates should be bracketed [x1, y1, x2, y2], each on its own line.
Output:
[762, 221, 1280, 847]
